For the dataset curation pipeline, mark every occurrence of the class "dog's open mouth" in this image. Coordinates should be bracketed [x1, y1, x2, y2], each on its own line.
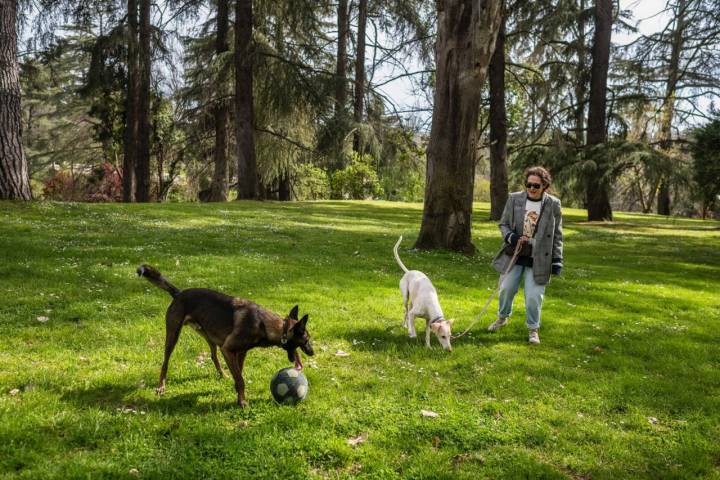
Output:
[294, 350, 303, 370]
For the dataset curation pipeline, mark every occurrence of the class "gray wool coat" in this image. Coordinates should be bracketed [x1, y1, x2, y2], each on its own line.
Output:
[491, 191, 563, 286]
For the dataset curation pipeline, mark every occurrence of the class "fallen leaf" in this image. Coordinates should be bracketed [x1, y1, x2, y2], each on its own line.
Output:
[593, 346, 603, 353]
[648, 416, 658, 424]
[129, 468, 139, 476]
[36, 316, 49, 323]
[347, 432, 368, 447]
[334, 350, 350, 357]
[432, 436, 441, 448]
[9, 388, 20, 396]
[421, 409, 439, 418]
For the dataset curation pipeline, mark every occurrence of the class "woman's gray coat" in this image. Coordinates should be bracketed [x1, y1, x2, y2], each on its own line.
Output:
[491, 191, 563, 286]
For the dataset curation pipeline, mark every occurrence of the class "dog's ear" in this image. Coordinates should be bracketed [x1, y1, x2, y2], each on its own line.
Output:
[430, 322, 441, 332]
[294, 314, 308, 334]
[289, 305, 299, 320]
[447, 318, 454, 326]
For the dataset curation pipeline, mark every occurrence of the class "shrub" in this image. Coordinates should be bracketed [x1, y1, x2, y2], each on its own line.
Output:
[294, 163, 330, 200]
[42, 171, 84, 201]
[85, 163, 122, 202]
[42, 163, 122, 202]
[330, 153, 383, 199]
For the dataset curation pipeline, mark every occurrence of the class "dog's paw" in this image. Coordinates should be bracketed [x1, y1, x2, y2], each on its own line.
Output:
[155, 386, 166, 396]
[237, 399, 248, 409]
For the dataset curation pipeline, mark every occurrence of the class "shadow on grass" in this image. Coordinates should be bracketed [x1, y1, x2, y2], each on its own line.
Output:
[59, 381, 279, 414]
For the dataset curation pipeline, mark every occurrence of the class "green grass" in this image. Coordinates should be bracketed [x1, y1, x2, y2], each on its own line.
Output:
[0, 200, 718, 479]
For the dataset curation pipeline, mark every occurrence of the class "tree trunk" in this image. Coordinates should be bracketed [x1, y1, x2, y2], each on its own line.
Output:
[278, 173, 290, 201]
[352, 0, 367, 153]
[135, 0, 151, 202]
[331, 0, 349, 172]
[574, 0, 587, 145]
[235, 0, 258, 200]
[0, 0, 31, 200]
[488, 10, 507, 221]
[585, 0, 612, 221]
[122, 0, 139, 202]
[657, 0, 685, 216]
[336, 0, 349, 114]
[415, 0, 503, 254]
[208, 0, 231, 202]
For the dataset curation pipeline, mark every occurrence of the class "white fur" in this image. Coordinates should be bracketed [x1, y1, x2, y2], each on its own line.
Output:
[393, 236, 453, 351]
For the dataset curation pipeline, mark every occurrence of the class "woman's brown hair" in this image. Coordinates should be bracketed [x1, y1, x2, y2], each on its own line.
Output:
[524, 166, 552, 189]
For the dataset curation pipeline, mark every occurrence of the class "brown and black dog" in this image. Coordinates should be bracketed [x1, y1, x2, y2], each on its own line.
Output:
[137, 264, 314, 408]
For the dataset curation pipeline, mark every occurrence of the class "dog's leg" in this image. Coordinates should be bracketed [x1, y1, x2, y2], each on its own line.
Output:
[401, 282, 410, 328]
[425, 319, 432, 348]
[208, 343, 226, 378]
[407, 309, 418, 338]
[157, 304, 184, 395]
[221, 347, 248, 408]
[235, 350, 248, 407]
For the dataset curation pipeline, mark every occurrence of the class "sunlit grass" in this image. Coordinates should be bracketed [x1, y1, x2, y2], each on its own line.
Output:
[0, 200, 718, 479]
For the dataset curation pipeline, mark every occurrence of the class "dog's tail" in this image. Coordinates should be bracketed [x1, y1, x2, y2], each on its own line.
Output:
[393, 236, 409, 273]
[137, 264, 181, 298]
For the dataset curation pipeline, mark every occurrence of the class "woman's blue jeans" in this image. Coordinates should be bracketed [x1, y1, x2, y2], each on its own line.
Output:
[498, 265, 545, 330]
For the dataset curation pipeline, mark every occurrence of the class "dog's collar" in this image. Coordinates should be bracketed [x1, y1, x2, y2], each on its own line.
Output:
[430, 316, 445, 324]
[281, 318, 290, 345]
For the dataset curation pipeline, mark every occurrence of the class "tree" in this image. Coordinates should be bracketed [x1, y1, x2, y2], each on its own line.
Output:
[415, 0, 503, 253]
[134, 0, 152, 202]
[235, 0, 259, 199]
[207, 0, 231, 202]
[585, 0, 613, 221]
[691, 119, 720, 218]
[353, 0, 368, 153]
[0, 0, 32, 200]
[631, 0, 720, 215]
[488, 1, 507, 221]
[122, 0, 139, 201]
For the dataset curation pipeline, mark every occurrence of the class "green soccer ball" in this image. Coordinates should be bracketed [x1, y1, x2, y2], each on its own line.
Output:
[270, 368, 309, 405]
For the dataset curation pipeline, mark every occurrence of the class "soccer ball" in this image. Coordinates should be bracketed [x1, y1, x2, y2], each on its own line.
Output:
[270, 368, 309, 405]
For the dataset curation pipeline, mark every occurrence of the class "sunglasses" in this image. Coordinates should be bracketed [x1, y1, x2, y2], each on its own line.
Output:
[525, 182, 543, 189]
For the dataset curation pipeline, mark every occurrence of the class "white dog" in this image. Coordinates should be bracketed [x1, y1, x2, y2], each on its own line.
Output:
[394, 236, 453, 351]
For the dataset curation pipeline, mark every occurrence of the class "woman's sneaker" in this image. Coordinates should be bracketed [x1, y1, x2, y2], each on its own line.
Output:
[487, 317, 509, 332]
[528, 329, 540, 344]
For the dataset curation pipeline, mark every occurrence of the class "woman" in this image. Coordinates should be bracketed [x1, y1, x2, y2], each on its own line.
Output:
[488, 166, 563, 344]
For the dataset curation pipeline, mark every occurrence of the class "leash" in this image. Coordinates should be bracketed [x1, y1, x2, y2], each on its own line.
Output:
[452, 238, 525, 339]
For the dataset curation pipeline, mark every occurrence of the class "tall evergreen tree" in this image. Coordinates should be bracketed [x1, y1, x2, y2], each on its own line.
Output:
[235, 0, 258, 199]
[0, 0, 32, 200]
[415, 0, 503, 253]
[208, 0, 231, 202]
[353, 0, 368, 153]
[488, 2, 507, 221]
[122, 0, 139, 201]
[585, 0, 613, 221]
[135, 0, 151, 201]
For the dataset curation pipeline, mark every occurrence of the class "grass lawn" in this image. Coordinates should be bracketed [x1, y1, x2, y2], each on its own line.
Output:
[1, 200, 719, 479]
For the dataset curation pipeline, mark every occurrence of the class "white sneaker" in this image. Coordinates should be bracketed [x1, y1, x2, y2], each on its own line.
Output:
[487, 317, 509, 332]
[528, 329, 540, 345]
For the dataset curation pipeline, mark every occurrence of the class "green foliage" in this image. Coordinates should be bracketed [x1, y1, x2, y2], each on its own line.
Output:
[293, 163, 330, 200]
[0, 201, 719, 478]
[691, 119, 720, 215]
[379, 155, 425, 202]
[330, 153, 384, 199]
[20, 35, 101, 177]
